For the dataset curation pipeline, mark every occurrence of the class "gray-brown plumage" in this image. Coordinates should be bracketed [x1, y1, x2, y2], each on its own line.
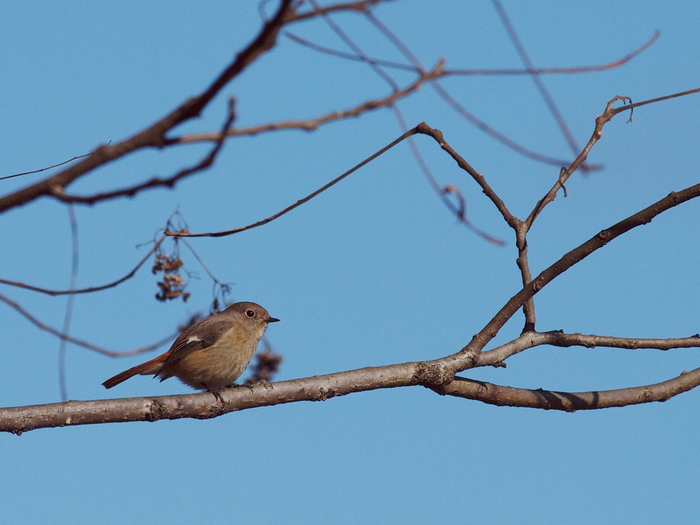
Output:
[103, 302, 279, 390]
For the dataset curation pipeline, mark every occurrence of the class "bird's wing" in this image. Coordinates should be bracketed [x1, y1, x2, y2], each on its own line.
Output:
[164, 315, 236, 364]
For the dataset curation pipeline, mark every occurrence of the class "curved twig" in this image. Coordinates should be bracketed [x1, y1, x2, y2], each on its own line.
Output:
[0, 293, 176, 358]
[0, 236, 166, 296]
[285, 27, 659, 77]
[525, 88, 700, 230]
[165, 126, 420, 237]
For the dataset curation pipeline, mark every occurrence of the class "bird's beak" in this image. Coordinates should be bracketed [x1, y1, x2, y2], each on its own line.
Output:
[267, 317, 280, 323]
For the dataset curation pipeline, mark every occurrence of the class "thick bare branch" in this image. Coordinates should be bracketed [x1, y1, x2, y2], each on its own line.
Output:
[52, 100, 237, 205]
[433, 368, 700, 411]
[0, 0, 294, 213]
[3, 326, 699, 430]
[0, 362, 425, 434]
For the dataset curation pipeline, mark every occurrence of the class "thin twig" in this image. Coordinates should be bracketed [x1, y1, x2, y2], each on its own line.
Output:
[492, 0, 580, 156]
[289, 0, 386, 22]
[0, 235, 166, 296]
[0, 152, 92, 182]
[59, 204, 79, 401]
[166, 126, 420, 237]
[285, 28, 659, 77]
[474, 331, 700, 367]
[310, 0, 399, 91]
[525, 88, 700, 229]
[169, 63, 443, 144]
[414, 123, 516, 226]
[392, 108, 504, 244]
[0, 292, 176, 357]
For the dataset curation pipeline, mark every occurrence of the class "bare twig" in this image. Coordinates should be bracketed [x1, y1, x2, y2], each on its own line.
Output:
[0, 293, 176, 357]
[474, 331, 700, 367]
[611, 87, 700, 114]
[285, 28, 659, 77]
[58, 204, 79, 401]
[414, 123, 516, 226]
[0, 235, 166, 296]
[289, 0, 386, 22]
[310, 0, 398, 90]
[168, 62, 444, 144]
[166, 126, 420, 237]
[392, 106, 504, 243]
[0, 152, 92, 182]
[492, 0, 580, 156]
[525, 89, 700, 229]
[362, 10, 584, 168]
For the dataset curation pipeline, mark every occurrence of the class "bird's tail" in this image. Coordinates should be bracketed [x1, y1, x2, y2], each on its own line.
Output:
[102, 353, 169, 389]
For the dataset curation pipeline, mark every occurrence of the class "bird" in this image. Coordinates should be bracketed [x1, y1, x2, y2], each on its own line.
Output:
[102, 302, 279, 391]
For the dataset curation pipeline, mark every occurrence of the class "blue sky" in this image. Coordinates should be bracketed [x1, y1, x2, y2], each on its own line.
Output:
[1, 2, 699, 523]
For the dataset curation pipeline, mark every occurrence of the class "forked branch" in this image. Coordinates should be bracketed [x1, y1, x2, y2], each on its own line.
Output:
[3, 180, 699, 432]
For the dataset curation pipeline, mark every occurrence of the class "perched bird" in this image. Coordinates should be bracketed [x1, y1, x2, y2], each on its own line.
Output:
[103, 302, 279, 391]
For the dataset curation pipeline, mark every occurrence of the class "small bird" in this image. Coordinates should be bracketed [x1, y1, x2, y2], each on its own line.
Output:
[103, 302, 279, 391]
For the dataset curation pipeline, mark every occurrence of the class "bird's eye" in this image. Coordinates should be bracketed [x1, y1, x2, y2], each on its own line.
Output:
[245, 310, 255, 318]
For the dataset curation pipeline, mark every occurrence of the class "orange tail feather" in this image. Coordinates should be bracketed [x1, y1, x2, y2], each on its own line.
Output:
[102, 352, 170, 389]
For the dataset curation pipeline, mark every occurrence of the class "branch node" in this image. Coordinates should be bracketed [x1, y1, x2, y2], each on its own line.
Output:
[413, 362, 452, 387]
[317, 387, 338, 401]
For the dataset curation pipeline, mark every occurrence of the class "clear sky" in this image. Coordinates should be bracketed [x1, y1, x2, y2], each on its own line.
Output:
[2, 2, 699, 524]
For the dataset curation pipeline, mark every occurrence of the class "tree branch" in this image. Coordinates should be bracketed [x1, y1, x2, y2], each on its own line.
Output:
[438, 182, 700, 373]
[0, 361, 425, 434]
[165, 126, 420, 237]
[285, 26, 659, 77]
[3, 325, 700, 431]
[0, 0, 294, 213]
[475, 331, 700, 367]
[289, 0, 387, 22]
[51, 99, 237, 205]
[168, 61, 444, 144]
[0, 293, 176, 358]
[433, 367, 700, 411]
[525, 88, 700, 229]
[0, 235, 165, 296]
